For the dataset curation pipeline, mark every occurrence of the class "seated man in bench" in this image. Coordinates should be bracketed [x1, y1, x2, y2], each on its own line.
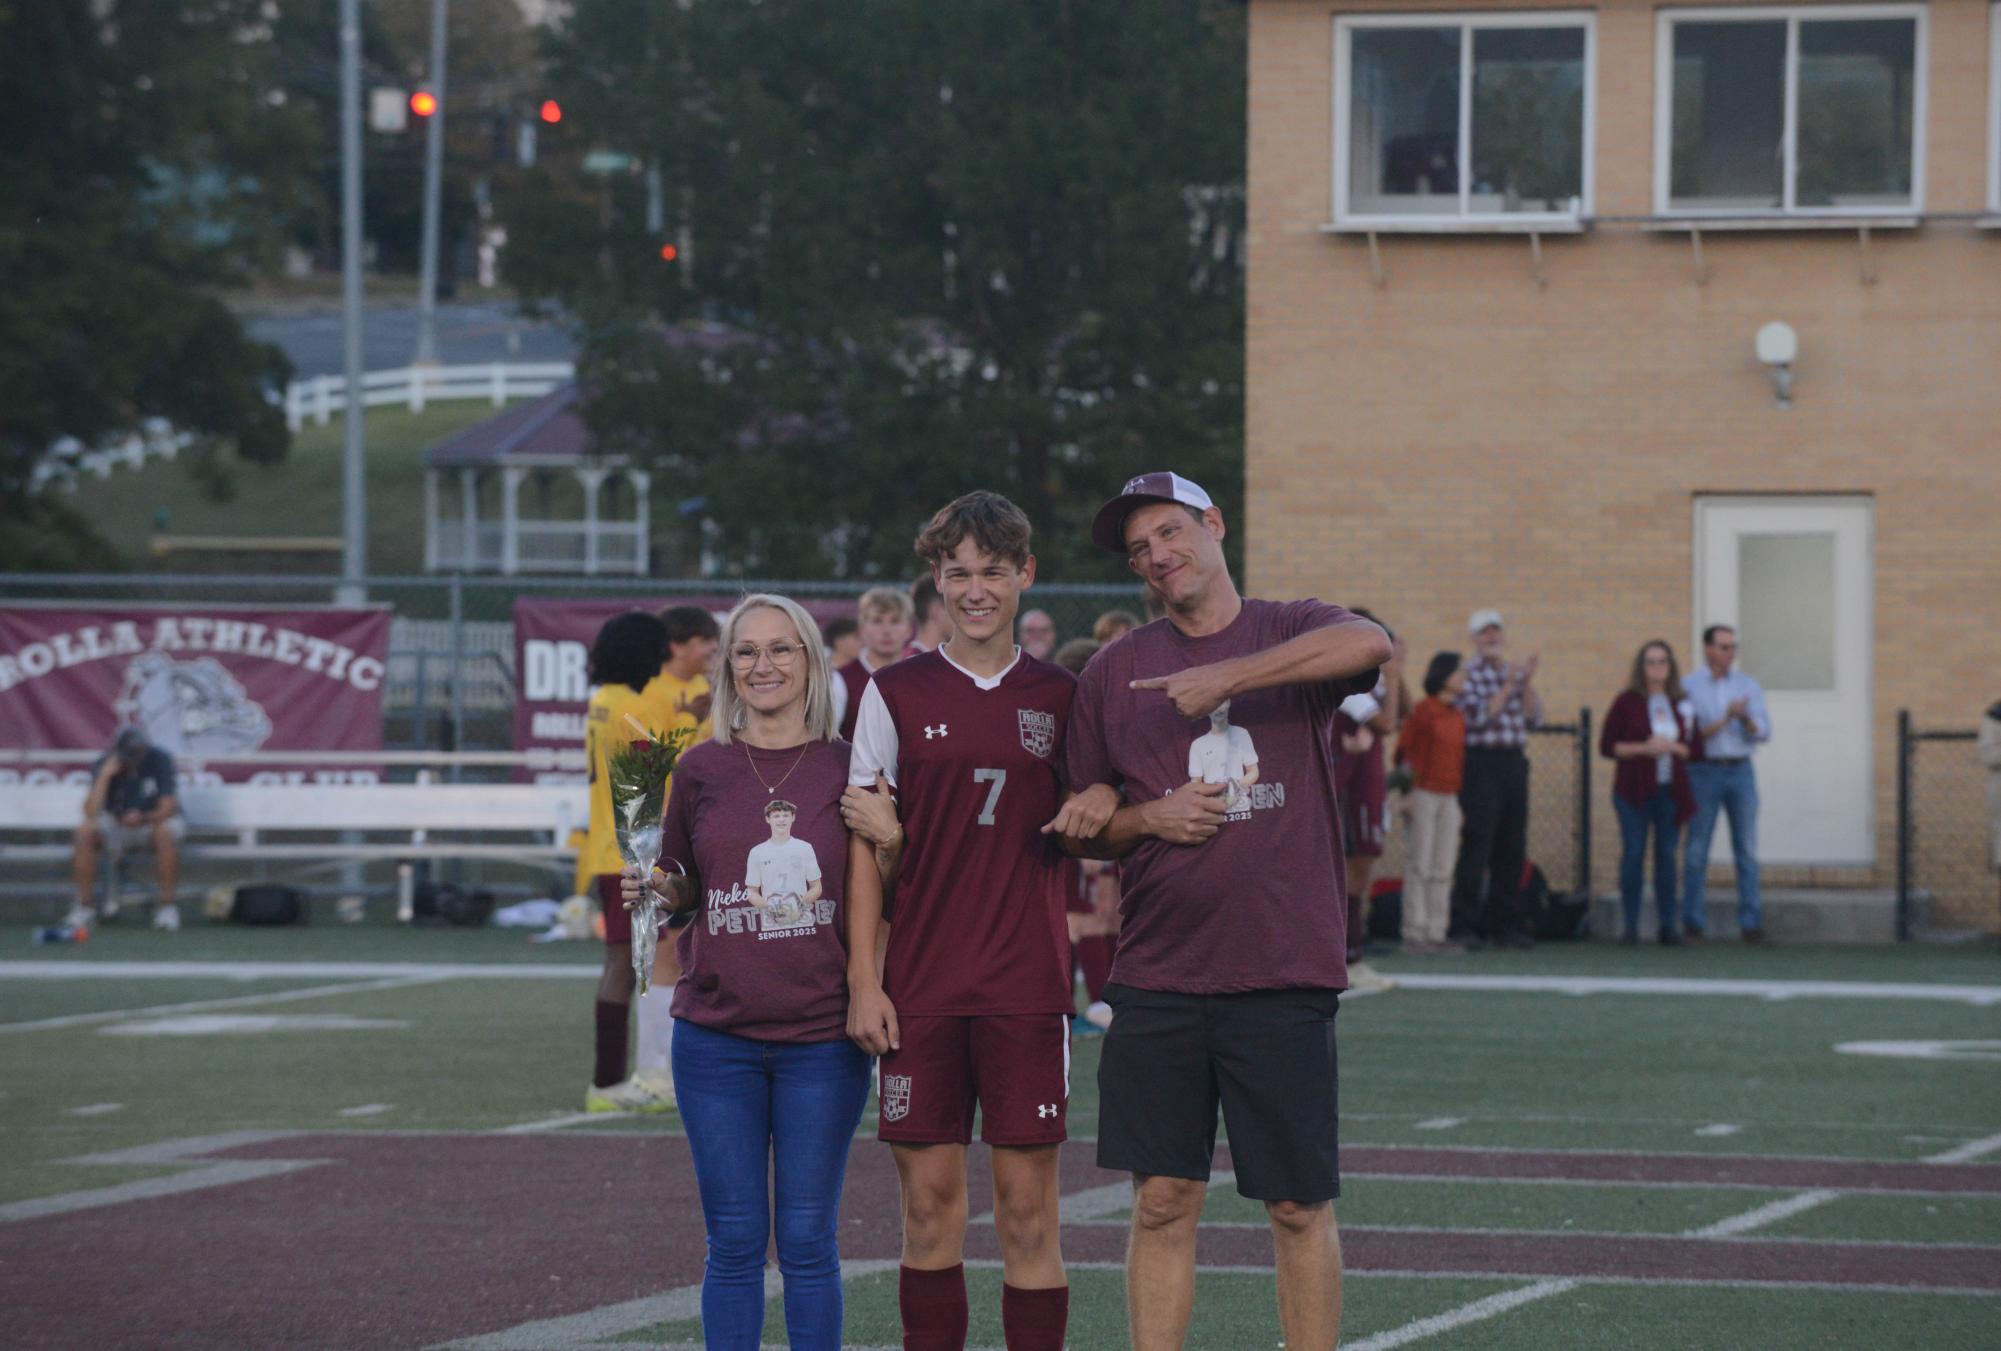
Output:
[70, 728, 185, 933]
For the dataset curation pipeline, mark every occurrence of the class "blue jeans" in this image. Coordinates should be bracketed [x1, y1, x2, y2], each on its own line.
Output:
[671, 1019, 872, 1351]
[1683, 761, 1761, 933]
[1614, 788, 1679, 940]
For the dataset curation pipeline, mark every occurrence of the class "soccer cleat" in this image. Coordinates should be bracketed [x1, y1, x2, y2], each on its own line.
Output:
[63, 905, 95, 933]
[628, 1069, 677, 1108]
[152, 904, 181, 932]
[584, 1076, 675, 1114]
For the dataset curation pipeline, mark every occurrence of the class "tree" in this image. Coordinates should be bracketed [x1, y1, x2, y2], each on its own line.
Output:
[507, 0, 1246, 581]
[0, 0, 316, 569]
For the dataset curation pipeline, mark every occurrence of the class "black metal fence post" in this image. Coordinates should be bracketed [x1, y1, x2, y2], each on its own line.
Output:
[1896, 708, 1912, 941]
[1577, 705, 1592, 903]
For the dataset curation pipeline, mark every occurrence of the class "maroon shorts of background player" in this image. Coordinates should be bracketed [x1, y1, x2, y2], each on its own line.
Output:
[876, 1013, 1070, 1147]
[595, 873, 633, 944]
[1333, 719, 1387, 859]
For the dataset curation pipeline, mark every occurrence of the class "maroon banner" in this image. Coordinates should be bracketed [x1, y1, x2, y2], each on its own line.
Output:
[0, 605, 392, 788]
[514, 595, 856, 784]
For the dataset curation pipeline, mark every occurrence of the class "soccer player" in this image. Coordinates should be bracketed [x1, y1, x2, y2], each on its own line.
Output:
[1064, 471, 1387, 1351]
[844, 491, 1104, 1351]
[905, 574, 952, 656]
[581, 610, 674, 1113]
[833, 586, 915, 741]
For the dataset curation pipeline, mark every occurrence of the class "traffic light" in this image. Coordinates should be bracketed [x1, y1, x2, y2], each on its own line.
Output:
[410, 90, 438, 118]
[659, 243, 679, 262]
[539, 99, 563, 125]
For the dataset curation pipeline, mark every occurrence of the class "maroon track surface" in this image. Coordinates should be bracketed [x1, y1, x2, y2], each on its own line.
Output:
[2, 1135, 1995, 1349]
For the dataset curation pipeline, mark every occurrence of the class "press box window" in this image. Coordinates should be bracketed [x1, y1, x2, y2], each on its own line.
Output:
[1335, 14, 1593, 225]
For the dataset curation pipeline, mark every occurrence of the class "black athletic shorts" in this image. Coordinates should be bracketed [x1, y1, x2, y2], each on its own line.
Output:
[1096, 983, 1340, 1203]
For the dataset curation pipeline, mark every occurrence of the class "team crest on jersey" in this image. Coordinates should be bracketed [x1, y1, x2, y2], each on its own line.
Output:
[1017, 708, 1056, 758]
[880, 1074, 912, 1122]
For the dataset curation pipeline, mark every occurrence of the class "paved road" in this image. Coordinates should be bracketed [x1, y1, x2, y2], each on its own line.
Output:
[245, 302, 575, 379]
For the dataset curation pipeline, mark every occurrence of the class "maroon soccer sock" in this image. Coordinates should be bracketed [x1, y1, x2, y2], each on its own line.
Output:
[899, 1263, 969, 1351]
[1000, 1283, 1068, 1351]
[593, 999, 629, 1088]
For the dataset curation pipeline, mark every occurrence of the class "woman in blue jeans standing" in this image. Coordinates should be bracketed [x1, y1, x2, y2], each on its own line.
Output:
[625, 594, 894, 1350]
[1599, 640, 1700, 945]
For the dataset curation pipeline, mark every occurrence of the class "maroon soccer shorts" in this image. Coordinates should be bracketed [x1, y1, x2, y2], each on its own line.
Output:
[595, 873, 632, 944]
[876, 1013, 1070, 1147]
[1336, 754, 1388, 859]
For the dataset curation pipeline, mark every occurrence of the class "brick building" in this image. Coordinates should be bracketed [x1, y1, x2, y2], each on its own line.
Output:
[1245, 0, 2000, 928]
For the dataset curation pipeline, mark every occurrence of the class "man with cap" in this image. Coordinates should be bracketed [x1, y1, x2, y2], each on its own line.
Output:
[70, 728, 186, 932]
[1059, 471, 1387, 1351]
[1450, 609, 1541, 947]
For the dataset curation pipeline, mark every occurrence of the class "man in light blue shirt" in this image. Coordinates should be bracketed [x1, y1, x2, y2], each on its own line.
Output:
[1682, 625, 1773, 941]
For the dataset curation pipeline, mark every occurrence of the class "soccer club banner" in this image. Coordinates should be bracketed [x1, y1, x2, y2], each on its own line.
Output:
[0, 605, 393, 787]
[513, 595, 857, 784]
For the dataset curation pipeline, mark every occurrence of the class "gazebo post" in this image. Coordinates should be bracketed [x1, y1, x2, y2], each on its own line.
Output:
[501, 466, 524, 574]
[460, 468, 480, 570]
[579, 466, 606, 574]
[423, 469, 440, 571]
[630, 469, 652, 576]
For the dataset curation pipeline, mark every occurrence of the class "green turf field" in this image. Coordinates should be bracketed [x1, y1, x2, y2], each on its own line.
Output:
[4, 921, 1997, 1348]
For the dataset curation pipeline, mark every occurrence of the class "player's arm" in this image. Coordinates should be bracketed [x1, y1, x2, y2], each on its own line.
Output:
[149, 793, 178, 824]
[1065, 779, 1230, 858]
[1130, 618, 1390, 720]
[82, 758, 117, 820]
[841, 772, 905, 897]
[845, 833, 900, 1055]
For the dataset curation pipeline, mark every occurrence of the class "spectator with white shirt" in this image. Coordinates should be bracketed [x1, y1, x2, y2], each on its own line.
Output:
[1600, 641, 1700, 946]
[1682, 625, 1775, 943]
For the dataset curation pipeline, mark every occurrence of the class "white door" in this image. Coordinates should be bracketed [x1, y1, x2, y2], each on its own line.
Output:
[1693, 497, 1873, 866]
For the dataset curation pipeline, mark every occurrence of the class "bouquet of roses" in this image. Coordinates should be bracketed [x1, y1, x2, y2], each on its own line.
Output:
[606, 716, 693, 995]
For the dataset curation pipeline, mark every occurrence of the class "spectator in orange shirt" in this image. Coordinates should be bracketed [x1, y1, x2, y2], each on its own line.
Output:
[1398, 653, 1468, 954]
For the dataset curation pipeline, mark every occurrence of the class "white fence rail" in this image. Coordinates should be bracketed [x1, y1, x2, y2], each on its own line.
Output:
[284, 362, 576, 431]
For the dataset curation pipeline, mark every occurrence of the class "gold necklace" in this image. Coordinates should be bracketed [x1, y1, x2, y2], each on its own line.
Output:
[744, 738, 812, 795]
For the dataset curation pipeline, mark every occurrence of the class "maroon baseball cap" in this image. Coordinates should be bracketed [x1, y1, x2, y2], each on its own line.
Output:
[1090, 471, 1216, 554]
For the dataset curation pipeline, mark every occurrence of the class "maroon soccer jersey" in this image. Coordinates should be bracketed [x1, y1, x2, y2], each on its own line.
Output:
[836, 659, 872, 742]
[1065, 599, 1377, 994]
[850, 649, 1076, 1016]
[658, 737, 854, 1042]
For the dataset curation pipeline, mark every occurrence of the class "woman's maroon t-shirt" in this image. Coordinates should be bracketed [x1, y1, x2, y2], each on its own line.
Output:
[659, 737, 853, 1043]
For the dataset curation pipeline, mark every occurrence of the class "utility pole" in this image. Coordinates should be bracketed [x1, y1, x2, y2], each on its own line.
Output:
[338, 0, 368, 606]
[413, 0, 448, 367]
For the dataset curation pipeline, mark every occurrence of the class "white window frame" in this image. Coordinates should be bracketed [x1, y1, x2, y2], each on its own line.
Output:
[1653, 3, 1928, 219]
[1989, 3, 2000, 214]
[1332, 10, 1597, 230]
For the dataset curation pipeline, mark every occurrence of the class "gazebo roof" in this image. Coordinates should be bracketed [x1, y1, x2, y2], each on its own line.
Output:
[424, 384, 623, 470]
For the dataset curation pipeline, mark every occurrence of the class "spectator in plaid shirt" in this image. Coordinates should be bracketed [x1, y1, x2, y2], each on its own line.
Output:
[1450, 609, 1542, 947]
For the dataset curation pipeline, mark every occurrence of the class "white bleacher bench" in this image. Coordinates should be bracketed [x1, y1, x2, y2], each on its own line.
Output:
[0, 781, 587, 870]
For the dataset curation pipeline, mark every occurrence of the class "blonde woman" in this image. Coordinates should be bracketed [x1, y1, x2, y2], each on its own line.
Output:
[624, 594, 894, 1350]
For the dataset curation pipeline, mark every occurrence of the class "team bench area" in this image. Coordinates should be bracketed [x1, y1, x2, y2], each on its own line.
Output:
[0, 778, 588, 878]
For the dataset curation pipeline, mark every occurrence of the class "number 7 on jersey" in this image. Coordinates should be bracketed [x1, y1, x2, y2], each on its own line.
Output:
[973, 768, 1007, 826]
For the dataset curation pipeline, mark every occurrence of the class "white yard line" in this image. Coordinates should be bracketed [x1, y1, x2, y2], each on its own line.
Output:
[338, 1104, 393, 1119]
[1414, 1117, 1463, 1131]
[490, 1111, 634, 1134]
[1386, 973, 2001, 1006]
[1926, 1131, 2001, 1165]
[1695, 1123, 1742, 1138]
[0, 1131, 319, 1225]
[1345, 1280, 1582, 1351]
[0, 976, 443, 1033]
[65, 1103, 124, 1117]
[1684, 1189, 1842, 1239]
[0, 961, 597, 981]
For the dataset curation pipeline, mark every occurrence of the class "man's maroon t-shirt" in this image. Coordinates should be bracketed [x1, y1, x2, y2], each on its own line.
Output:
[1065, 599, 1375, 995]
[850, 649, 1075, 1016]
[659, 737, 853, 1043]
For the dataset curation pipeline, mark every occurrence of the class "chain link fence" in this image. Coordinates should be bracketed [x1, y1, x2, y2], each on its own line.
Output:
[1897, 713, 2000, 938]
[1373, 713, 1592, 903]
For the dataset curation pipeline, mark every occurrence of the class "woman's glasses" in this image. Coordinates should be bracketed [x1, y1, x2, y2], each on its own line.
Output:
[729, 642, 803, 669]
